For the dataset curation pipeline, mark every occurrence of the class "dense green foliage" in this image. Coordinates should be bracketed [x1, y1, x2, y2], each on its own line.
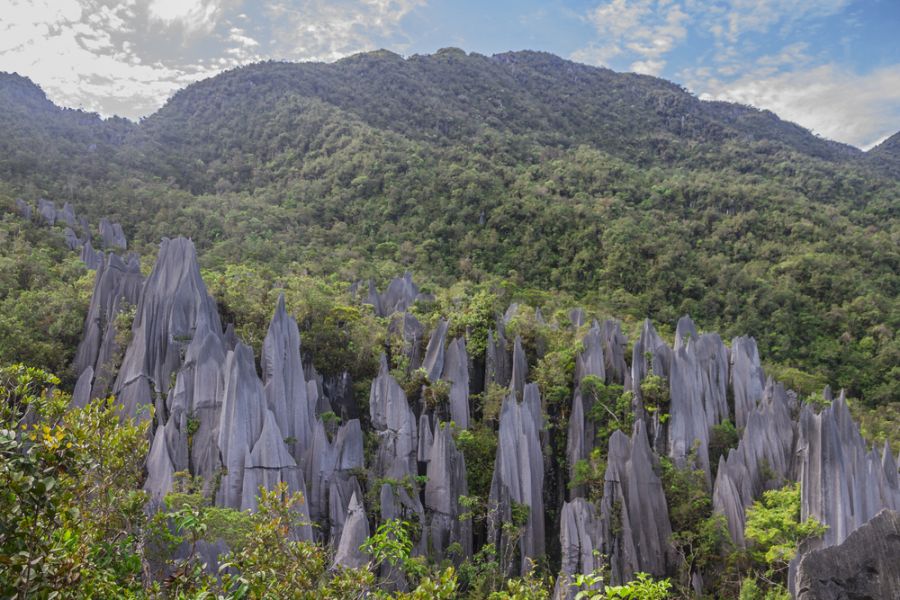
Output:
[1, 50, 897, 404]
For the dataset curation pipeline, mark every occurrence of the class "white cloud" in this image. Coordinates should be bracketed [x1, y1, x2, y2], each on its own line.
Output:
[699, 63, 900, 149]
[573, 0, 688, 72]
[147, 0, 224, 34]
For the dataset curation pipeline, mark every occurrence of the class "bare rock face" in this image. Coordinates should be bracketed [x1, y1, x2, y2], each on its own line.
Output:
[114, 237, 222, 421]
[38, 198, 56, 225]
[73, 252, 143, 400]
[80, 240, 103, 270]
[600, 320, 630, 387]
[305, 418, 364, 544]
[567, 323, 605, 498]
[510, 335, 528, 400]
[57, 202, 77, 228]
[388, 312, 425, 373]
[793, 509, 900, 600]
[262, 293, 315, 460]
[731, 336, 765, 429]
[713, 378, 794, 545]
[332, 491, 370, 569]
[442, 337, 470, 429]
[99, 218, 127, 249]
[485, 326, 511, 389]
[422, 318, 449, 382]
[489, 385, 545, 575]
[15, 198, 31, 220]
[631, 319, 672, 402]
[364, 273, 427, 317]
[667, 343, 712, 482]
[144, 425, 175, 505]
[796, 391, 900, 550]
[425, 422, 472, 561]
[369, 355, 418, 476]
[71, 367, 94, 409]
[599, 420, 676, 585]
[553, 498, 603, 600]
[216, 343, 267, 509]
[63, 227, 80, 250]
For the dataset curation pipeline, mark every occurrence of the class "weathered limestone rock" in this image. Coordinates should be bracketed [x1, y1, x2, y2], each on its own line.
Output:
[673, 314, 699, 351]
[57, 202, 77, 227]
[38, 198, 56, 225]
[793, 509, 900, 600]
[575, 322, 606, 385]
[80, 240, 103, 270]
[63, 227, 80, 250]
[630, 319, 672, 402]
[323, 370, 356, 421]
[114, 237, 222, 421]
[796, 391, 900, 550]
[71, 367, 93, 409]
[332, 491, 370, 569]
[422, 318, 448, 382]
[425, 422, 472, 561]
[553, 498, 603, 600]
[667, 344, 712, 482]
[569, 308, 585, 328]
[369, 355, 418, 474]
[388, 312, 425, 373]
[442, 337, 470, 429]
[691, 331, 730, 429]
[364, 273, 428, 317]
[217, 343, 267, 509]
[567, 323, 605, 498]
[262, 293, 314, 460]
[731, 336, 765, 429]
[73, 252, 143, 400]
[144, 425, 175, 504]
[600, 320, 630, 387]
[599, 420, 676, 584]
[510, 335, 528, 400]
[489, 386, 545, 574]
[15, 198, 31, 220]
[417, 413, 433, 463]
[99, 218, 127, 249]
[485, 326, 511, 389]
[713, 378, 794, 545]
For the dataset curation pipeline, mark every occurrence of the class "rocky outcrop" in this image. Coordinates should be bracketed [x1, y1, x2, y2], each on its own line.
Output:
[667, 343, 712, 482]
[796, 391, 900, 550]
[485, 326, 511, 389]
[113, 237, 222, 421]
[599, 420, 676, 584]
[306, 418, 364, 544]
[73, 252, 143, 400]
[38, 198, 56, 225]
[553, 498, 603, 600]
[15, 198, 31, 220]
[442, 337, 470, 429]
[364, 273, 428, 317]
[388, 312, 425, 373]
[99, 218, 127, 249]
[425, 422, 472, 561]
[80, 240, 103, 270]
[57, 202, 77, 228]
[489, 385, 545, 574]
[63, 227, 80, 250]
[731, 336, 765, 429]
[71, 367, 94, 409]
[600, 320, 630, 387]
[261, 293, 315, 460]
[793, 509, 900, 600]
[510, 335, 528, 400]
[567, 323, 605, 498]
[332, 491, 370, 569]
[713, 378, 794, 545]
[422, 318, 448, 382]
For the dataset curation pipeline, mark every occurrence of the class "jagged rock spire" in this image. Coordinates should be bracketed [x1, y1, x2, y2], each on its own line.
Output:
[422, 318, 448, 382]
[731, 336, 765, 429]
[425, 422, 472, 561]
[442, 337, 470, 429]
[554, 498, 603, 600]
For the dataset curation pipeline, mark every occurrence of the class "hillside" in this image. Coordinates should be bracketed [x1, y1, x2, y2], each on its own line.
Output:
[0, 49, 897, 406]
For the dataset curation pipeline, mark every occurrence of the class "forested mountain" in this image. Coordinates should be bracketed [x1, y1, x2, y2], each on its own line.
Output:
[1, 48, 899, 599]
[1, 49, 897, 405]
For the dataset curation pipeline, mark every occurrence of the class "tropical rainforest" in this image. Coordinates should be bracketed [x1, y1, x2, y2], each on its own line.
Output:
[0, 48, 898, 599]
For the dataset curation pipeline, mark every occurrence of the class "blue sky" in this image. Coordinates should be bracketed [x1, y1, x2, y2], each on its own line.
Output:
[1, 0, 898, 148]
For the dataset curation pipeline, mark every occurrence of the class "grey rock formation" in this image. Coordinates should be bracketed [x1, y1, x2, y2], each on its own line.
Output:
[600, 320, 630, 387]
[485, 326, 511, 389]
[567, 323, 606, 498]
[569, 308, 585, 328]
[73, 252, 143, 400]
[667, 343, 712, 482]
[599, 420, 676, 584]
[796, 391, 900, 550]
[99, 218, 127, 249]
[442, 337, 470, 429]
[332, 491, 370, 569]
[554, 499, 603, 600]
[38, 198, 56, 225]
[262, 293, 314, 460]
[144, 425, 175, 504]
[80, 240, 103, 270]
[673, 314, 699, 351]
[793, 509, 900, 600]
[57, 202, 77, 227]
[417, 413, 433, 463]
[71, 367, 93, 409]
[422, 318, 448, 382]
[63, 227, 80, 250]
[510, 335, 528, 400]
[489, 386, 545, 574]
[713, 378, 794, 545]
[15, 198, 31, 220]
[369, 355, 418, 476]
[425, 422, 472, 561]
[691, 331, 730, 429]
[630, 319, 672, 404]
[575, 322, 606, 385]
[114, 237, 222, 420]
[365, 273, 427, 317]
[731, 336, 765, 429]
[388, 312, 425, 373]
[216, 343, 267, 509]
